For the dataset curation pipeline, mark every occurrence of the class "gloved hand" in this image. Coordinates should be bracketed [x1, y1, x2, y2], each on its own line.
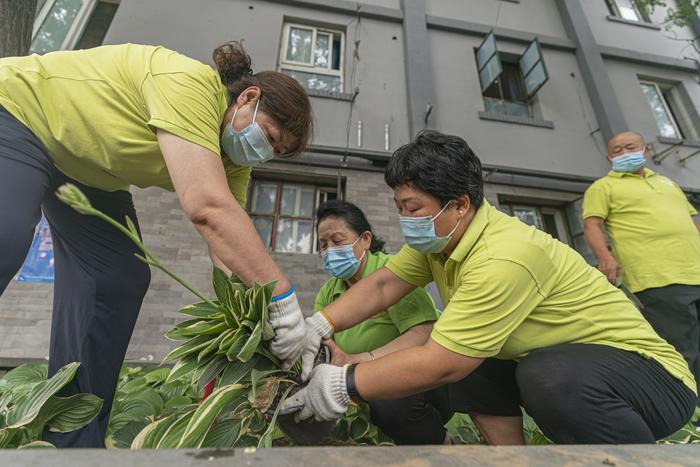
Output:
[268, 288, 306, 369]
[301, 312, 334, 381]
[280, 364, 350, 422]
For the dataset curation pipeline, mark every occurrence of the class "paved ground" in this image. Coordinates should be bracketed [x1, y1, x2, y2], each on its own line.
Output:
[0, 445, 697, 467]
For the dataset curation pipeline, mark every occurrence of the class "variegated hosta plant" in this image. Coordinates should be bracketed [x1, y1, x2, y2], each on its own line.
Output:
[57, 184, 299, 448]
[0, 362, 103, 449]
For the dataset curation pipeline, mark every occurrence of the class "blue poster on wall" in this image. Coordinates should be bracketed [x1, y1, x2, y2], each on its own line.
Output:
[17, 216, 54, 283]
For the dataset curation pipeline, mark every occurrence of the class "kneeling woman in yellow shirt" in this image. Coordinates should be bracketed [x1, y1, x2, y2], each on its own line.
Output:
[314, 199, 453, 444]
[0, 42, 311, 447]
[285, 131, 697, 444]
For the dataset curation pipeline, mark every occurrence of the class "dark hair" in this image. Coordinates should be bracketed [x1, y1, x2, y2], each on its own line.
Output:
[316, 200, 386, 253]
[384, 130, 484, 209]
[212, 41, 313, 158]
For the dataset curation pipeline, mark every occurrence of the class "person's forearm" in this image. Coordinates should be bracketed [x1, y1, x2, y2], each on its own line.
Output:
[323, 268, 415, 333]
[354, 342, 482, 400]
[195, 201, 290, 295]
[208, 247, 232, 277]
[583, 221, 614, 263]
[365, 322, 434, 361]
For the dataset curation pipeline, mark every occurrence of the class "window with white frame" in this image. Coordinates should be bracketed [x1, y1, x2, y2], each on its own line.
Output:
[248, 179, 338, 254]
[640, 81, 685, 139]
[476, 31, 549, 118]
[605, 0, 652, 23]
[279, 23, 344, 93]
[31, 0, 119, 54]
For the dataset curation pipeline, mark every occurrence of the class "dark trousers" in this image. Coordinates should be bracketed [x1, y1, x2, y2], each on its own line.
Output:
[0, 107, 151, 447]
[369, 386, 453, 445]
[635, 284, 700, 398]
[445, 344, 696, 444]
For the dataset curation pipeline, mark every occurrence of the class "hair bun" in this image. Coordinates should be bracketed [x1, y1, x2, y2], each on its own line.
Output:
[212, 40, 253, 86]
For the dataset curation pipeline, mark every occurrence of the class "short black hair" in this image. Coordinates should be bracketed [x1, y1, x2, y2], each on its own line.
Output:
[316, 200, 386, 253]
[384, 130, 484, 209]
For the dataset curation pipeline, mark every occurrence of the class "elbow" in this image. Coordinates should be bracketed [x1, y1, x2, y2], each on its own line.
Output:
[183, 194, 234, 230]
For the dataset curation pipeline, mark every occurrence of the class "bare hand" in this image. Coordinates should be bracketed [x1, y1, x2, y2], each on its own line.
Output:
[323, 339, 367, 366]
[598, 256, 621, 285]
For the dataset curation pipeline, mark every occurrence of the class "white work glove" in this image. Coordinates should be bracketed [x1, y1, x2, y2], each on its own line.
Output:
[301, 312, 334, 381]
[280, 364, 351, 422]
[268, 288, 306, 369]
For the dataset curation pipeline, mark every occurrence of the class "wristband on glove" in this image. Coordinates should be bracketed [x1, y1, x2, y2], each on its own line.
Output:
[319, 309, 336, 333]
[271, 286, 295, 302]
[345, 363, 366, 404]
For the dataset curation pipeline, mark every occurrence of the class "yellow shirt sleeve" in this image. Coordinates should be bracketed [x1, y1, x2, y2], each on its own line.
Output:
[141, 55, 225, 155]
[385, 244, 434, 287]
[431, 260, 544, 358]
[582, 180, 610, 220]
[222, 157, 251, 208]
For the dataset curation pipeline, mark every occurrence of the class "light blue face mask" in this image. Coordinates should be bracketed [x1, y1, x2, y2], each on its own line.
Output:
[321, 236, 366, 280]
[611, 150, 646, 173]
[221, 100, 275, 167]
[399, 203, 461, 254]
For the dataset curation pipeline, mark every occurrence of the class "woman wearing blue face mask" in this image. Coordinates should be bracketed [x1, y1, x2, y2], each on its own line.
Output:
[313, 199, 457, 444]
[0, 40, 312, 447]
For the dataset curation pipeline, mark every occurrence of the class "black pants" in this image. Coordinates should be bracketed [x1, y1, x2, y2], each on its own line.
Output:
[369, 386, 453, 445]
[635, 284, 700, 398]
[0, 107, 151, 447]
[445, 343, 696, 444]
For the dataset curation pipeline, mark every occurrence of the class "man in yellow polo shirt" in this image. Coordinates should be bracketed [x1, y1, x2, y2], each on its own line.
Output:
[282, 130, 696, 444]
[583, 131, 700, 397]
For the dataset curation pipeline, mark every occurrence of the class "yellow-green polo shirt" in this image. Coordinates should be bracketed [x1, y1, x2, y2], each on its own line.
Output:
[314, 251, 438, 355]
[582, 168, 700, 293]
[386, 200, 696, 393]
[0, 44, 250, 205]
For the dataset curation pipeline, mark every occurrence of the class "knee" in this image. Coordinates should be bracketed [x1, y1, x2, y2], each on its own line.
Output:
[369, 399, 410, 429]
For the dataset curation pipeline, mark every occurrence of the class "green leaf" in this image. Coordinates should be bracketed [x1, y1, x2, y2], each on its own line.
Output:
[18, 440, 55, 449]
[201, 419, 241, 448]
[6, 362, 80, 428]
[196, 357, 229, 392]
[212, 267, 232, 304]
[156, 408, 197, 448]
[128, 388, 164, 417]
[40, 394, 103, 433]
[164, 395, 194, 411]
[166, 355, 201, 384]
[237, 322, 262, 363]
[198, 330, 232, 363]
[218, 357, 258, 387]
[0, 364, 47, 388]
[176, 384, 248, 448]
[166, 320, 227, 340]
[158, 380, 190, 401]
[130, 416, 175, 449]
[107, 412, 142, 434]
[179, 301, 223, 319]
[162, 335, 212, 364]
[144, 368, 171, 385]
[112, 419, 149, 448]
[118, 398, 156, 420]
[121, 376, 148, 394]
[349, 416, 370, 440]
[226, 330, 251, 361]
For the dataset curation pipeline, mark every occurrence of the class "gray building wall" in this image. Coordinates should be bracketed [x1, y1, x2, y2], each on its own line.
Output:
[2, 0, 700, 362]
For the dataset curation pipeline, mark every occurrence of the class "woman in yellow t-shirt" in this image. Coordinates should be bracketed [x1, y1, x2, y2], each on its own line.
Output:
[284, 131, 697, 445]
[0, 42, 309, 447]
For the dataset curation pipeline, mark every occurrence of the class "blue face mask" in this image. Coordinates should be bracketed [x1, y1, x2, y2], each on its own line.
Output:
[221, 100, 275, 167]
[611, 150, 646, 173]
[322, 236, 366, 280]
[399, 203, 461, 254]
